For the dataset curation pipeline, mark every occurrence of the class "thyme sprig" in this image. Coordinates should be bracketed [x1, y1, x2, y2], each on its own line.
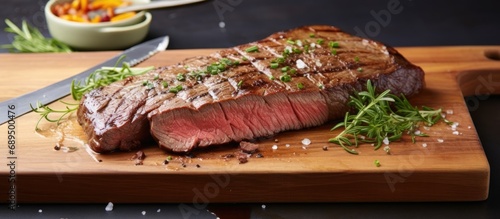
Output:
[329, 80, 451, 154]
[1, 19, 72, 53]
[32, 57, 154, 130]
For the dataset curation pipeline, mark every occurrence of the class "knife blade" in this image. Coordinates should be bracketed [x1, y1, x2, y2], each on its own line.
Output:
[0, 36, 169, 125]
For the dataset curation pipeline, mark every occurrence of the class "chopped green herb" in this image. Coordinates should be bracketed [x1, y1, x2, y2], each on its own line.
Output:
[357, 67, 363, 72]
[374, 160, 381, 167]
[242, 56, 248, 61]
[281, 66, 290, 72]
[331, 49, 337, 55]
[292, 48, 302, 54]
[286, 39, 295, 45]
[289, 68, 297, 75]
[245, 45, 259, 53]
[283, 48, 291, 57]
[270, 62, 279, 69]
[297, 82, 304, 90]
[304, 44, 310, 53]
[166, 156, 173, 161]
[162, 81, 169, 88]
[154, 74, 160, 80]
[280, 73, 292, 82]
[309, 33, 316, 38]
[176, 73, 186, 81]
[237, 80, 243, 88]
[269, 75, 276, 80]
[329, 41, 340, 48]
[316, 39, 324, 45]
[318, 84, 324, 89]
[169, 84, 183, 93]
[354, 56, 360, 62]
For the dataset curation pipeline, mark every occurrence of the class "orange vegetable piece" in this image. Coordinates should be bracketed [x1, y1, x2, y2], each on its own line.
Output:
[110, 12, 136, 22]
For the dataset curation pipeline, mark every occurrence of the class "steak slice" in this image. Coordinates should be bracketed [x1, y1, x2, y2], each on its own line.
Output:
[77, 25, 424, 153]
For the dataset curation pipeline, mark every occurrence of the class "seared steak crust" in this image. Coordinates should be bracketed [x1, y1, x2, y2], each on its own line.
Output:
[77, 25, 424, 153]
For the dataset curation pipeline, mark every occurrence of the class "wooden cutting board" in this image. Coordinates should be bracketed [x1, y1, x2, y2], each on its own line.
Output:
[0, 46, 499, 203]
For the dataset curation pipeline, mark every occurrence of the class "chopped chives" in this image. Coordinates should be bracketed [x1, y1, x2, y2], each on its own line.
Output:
[329, 41, 340, 48]
[269, 75, 276, 80]
[281, 66, 290, 72]
[169, 85, 183, 93]
[162, 81, 169, 88]
[270, 62, 279, 69]
[357, 67, 363, 72]
[176, 73, 186, 81]
[237, 80, 243, 88]
[331, 49, 337, 55]
[245, 45, 259, 53]
[316, 39, 324, 45]
[309, 33, 315, 38]
[280, 74, 291, 82]
[354, 56, 360, 62]
[297, 82, 304, 90]
[286, 39, 295, 45]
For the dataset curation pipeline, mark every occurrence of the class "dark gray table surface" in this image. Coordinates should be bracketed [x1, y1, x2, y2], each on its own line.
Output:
[1, 0, 499, 218]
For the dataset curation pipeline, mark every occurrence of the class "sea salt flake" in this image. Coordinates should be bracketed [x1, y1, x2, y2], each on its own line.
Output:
[262, 204, 266, 209]
[301, 138, 311, 145]
[422, 143, 428, 148]
[452, 131, 459, 135]
[437, 139, 444, 143]
[285, 144, 290, 148]
[157, 209, 161, 213]
[414, 130, 421, 135]
[142, 211, 146, 215]
[446, 109, 454, 115]
[468, 126, 471, 129]
[218, 21, 226, 28]
[383, 137, 390, 145]
[296, 59, 307, 69]
[272, 145, 278, 150]
[38, 209, 43, 213]
[105, 202, 114, 212]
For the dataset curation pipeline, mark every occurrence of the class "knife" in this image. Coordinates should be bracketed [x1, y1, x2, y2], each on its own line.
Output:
[0, 36, 169, 125]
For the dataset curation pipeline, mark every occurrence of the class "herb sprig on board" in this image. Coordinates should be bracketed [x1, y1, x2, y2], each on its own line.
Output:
[1, 19, 72, 53]
[329, 80, 451, 154]
[31, 58, 154, 130]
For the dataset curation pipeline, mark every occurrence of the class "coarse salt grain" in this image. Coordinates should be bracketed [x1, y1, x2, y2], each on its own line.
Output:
[262, 204, 266, 209]
[142, 211, 146, 215]
[446, 109, 454, 115]
[468, 126, 471, 129]
[437, 139, 444, 143]
[302, 146, 307, 150]
[296, 40, 303, 47]
[441, 113, 446, 118]
[285, 144, 290, 148]
[38, 209, 43, 213]
[296, 59, 307, 69]
[452, 131, 459, 135]
[301, 138, 311, 145]
[157, 209, 161, 213]
[272, 145, 278, 150]
[315, 59, 322, 67]
[218, 21, 225, 28]
[383, 137, 389, 145]
[414, 130, 421, 135]
[105, 202, 114, 212]
[422, 143, 428, 148]
[383, 146, 391, 153]
[424, 126, 430, 130]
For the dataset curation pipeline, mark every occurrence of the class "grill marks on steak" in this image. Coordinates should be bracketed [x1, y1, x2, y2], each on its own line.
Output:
[77, 25, 424, 153]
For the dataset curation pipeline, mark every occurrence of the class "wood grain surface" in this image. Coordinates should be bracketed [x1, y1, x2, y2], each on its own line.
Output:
[0, 46, 499, 203]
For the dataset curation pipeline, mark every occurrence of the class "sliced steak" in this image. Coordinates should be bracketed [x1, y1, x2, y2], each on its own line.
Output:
[77, 25, 424, 153]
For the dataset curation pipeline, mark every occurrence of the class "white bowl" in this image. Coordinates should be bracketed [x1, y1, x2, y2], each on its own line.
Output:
[45, 0, 152, 50]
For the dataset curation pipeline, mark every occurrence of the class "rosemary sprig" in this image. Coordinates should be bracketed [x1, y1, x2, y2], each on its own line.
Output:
[329, 80, 451, 154]
[32, 57, 154, 130]
[71, 61, 154, 101]
[31, 101, 79, 130]
[1, 19, 72, 53]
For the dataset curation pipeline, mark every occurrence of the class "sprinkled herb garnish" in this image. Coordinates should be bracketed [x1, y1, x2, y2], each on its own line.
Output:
[162, 81, 169, 88]
[374, 160, 381, 167]
[270, 62, 279, 69]
[297, 82, 304, 90]
[357, 67, 363, 72]
[329, 80, 451, 154]
[237, 80, 243, 88]
[329, 41, 340, 48]
[269, 75, 276, 80]
[280, 73, 292, 82]
[331, 49, 337, 55]
[245, 45, 259, 53]
[354, 56, 360, 62]
[316, 39, 324, 45]
[292, 48, 302, 54]
[281, 66, 290, 72]
[309, 33, 315, 38]
[176, 73, 186, 81]
[169, 84, 183, 93]
[286, 39, 295, 45]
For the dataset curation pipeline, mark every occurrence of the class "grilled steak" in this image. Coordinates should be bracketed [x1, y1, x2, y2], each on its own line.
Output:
[77, 25, 425, 153]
